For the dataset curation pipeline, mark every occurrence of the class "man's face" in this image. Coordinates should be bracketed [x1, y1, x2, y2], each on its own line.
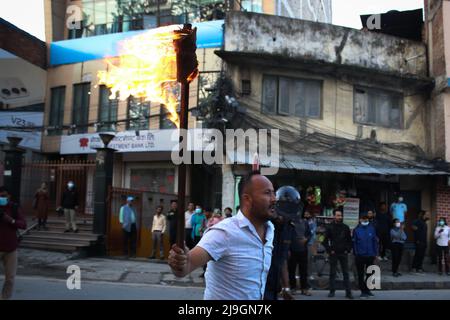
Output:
[245, 175, 276, 221]
[171, 202, 177, 210]
[188, 203, 194, 211]
[423, 212, 430, 220]
[304, 211, 311, 220]
[360, 217, 369, 224]
[367, 211, 374, 219]
[334, 211, 343, 223]
[225, 209, 232, 216]
[380, 204, 387, 212]
[156, 206, 162, 214]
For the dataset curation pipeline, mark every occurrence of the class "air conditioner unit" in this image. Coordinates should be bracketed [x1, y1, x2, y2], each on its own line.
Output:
[0, 78, 29, 100]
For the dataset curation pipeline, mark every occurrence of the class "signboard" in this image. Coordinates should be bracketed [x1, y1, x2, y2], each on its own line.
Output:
[343, 197, 360, 229]
[60, 129, 215, 154]
[0, 111, 43, 150]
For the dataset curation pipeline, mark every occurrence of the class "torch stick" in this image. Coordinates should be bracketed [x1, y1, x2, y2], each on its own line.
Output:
[174, 24, 198, 249]
[176, 80, 189, 249]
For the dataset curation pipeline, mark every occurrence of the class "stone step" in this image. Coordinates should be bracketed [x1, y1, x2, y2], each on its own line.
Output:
[42, 225, 93, 232]
[24, 234, 99, 244]
[20, 240, 85, 252]
[45, 218, 93, 225]
[30, 230, 100, 240]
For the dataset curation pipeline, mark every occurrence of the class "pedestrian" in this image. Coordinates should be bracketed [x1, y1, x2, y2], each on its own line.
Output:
[390, 196, 407, 225]
[120, 196, 137, 258]
[264, 186, 298, 301]
[288, 212, 312, 296]
[390, 218, 407, 277]
[434, 217, 450, 275]
[0, 186, 27, 300]
[150, 205, 166, 260]
[34, 182, 50, 231]
[168, 171, 275, 300]
[412, 210, 429, 273]
[304, 210, 317, 281]
[323, 209, 353, 299]
[166, 200, 178, 246]
[185, 202, 195, 249]
[375, 202, 392, 261]
[224, 207, 233, 218]
[60, 181, 79, 233]
[191, 206, 207, 247]
[353, 213, 378, 299]
[207, 210, 223, 228]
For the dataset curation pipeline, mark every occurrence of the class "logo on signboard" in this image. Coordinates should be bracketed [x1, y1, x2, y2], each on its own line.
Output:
[79, 138, 89, 149]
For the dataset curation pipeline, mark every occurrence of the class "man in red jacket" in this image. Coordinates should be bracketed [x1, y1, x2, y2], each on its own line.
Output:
[0, 186, 26, 300]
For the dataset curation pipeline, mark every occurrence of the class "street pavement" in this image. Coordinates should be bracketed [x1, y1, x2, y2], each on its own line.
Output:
[9, 276, 450, 300]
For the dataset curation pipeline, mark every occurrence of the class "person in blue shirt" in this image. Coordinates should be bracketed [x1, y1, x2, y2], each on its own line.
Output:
[353, 213, 378, 299]
[119, 196, 137, 258]
[390, 196, 408, 224]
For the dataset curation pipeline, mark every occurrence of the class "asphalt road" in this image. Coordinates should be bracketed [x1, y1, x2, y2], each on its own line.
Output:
[6, 276, 450, 300]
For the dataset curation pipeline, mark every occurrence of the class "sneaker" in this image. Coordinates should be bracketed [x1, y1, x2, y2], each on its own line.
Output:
[73, 229, 79, 233]
[328, 291, 335, 298]
[64, 229, 71, 233]
[360, 293, 369, 299]
[417, 269, 425, 274]
[148, 256, 155, 259]
[199, 272, 205, 278]
[301, 289, 312, 296]
[367, 291, 375, 297]
[438, 272, 443, 275]
[397, 272, 402, 276]
[446, 272, 450, 276]
[345, 292, 354, 300]
[393, 272, 399, 277]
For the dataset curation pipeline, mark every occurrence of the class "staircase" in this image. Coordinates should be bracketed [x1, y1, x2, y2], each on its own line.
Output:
[20, 216, 102, 253]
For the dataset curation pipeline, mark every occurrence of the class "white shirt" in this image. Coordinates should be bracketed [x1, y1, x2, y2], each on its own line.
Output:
[185, 210, 194, 229]
[197, 210, 274, 300]
[435, 225, 450, 246]
[151, 214, 166, 233]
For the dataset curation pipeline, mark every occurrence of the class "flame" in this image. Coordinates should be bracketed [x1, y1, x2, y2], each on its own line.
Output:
[98, 25, 190, 127]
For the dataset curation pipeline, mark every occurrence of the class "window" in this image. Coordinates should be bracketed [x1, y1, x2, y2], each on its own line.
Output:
[129, 167, 175, 193]
[98, 85, 118, 132]
[72, 83, 91, 134]
[354, 86, 403, 129]
[241, 0, 263, 13]
[127, 96, 150, 130]
[49, 87, 66, 135]
[160, 105, 177, 129]
[262, 75, 322, 118]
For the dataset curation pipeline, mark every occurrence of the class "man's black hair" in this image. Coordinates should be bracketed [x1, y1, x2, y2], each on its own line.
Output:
[238, 170, 261, 200]
[205, 207, 213, 212]
[418, 210, 426, 218]
[170, 200, 177, 203]
[225, 207, 232, 212]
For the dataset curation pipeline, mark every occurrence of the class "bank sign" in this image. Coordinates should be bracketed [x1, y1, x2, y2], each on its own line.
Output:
[0, 111, 43, 150]
[60, 129, 212, 154]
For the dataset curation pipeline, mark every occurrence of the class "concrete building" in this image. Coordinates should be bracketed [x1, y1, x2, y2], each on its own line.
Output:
[215, 11, 449, 248]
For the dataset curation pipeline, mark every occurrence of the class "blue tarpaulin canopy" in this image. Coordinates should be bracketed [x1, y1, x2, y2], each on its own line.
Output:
[50, 20, 223, 66]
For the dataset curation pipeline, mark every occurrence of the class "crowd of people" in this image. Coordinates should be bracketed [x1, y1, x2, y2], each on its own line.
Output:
[167, 172, 450, 301]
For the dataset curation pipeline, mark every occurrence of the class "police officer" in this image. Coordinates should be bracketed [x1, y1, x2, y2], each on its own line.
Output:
[264, 185, 301, 300]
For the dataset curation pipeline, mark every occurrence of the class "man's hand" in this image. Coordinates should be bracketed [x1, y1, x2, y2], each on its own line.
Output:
[168, 244, 190, 278]
[2, 214, 13, 224]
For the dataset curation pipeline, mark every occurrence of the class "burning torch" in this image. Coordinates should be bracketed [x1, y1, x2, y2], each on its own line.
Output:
[173, 24, 199, 248]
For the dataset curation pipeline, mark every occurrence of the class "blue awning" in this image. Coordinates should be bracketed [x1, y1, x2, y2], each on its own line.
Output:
[50, 20, 223, 66]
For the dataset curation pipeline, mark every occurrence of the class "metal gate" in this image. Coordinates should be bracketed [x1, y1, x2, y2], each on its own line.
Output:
[107, 187, 189, 258]
[20, 160, 96, 216]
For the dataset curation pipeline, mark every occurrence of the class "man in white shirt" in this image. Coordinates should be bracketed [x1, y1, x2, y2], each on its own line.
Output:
[168, 172, 276, 300]
[150, 205, 166, 260]
[185, 202, 195, 249]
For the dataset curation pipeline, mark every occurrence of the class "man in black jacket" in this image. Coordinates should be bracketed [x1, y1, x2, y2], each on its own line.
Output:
[323, 209, 353, 299]
[60, 181, 79, 233]
[412, 210, 429, 273]
[166, 200, 178, 246]
[375, 202, 392, 261]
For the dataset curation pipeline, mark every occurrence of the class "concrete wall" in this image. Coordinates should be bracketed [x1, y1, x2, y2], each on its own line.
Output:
[229, 64, 429, 150]
[224, 12, 428, 78]
[0, 57, 47, 108]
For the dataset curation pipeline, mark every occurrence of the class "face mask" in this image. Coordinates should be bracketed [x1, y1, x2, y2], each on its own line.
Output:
[68, 183, 74, 189]
[195, 208, 202, 214]
[0, 197, 8, 206]
[395, 223, 401, 228]
[439, 221, 445, 226]
[361, 221, 369, 226]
